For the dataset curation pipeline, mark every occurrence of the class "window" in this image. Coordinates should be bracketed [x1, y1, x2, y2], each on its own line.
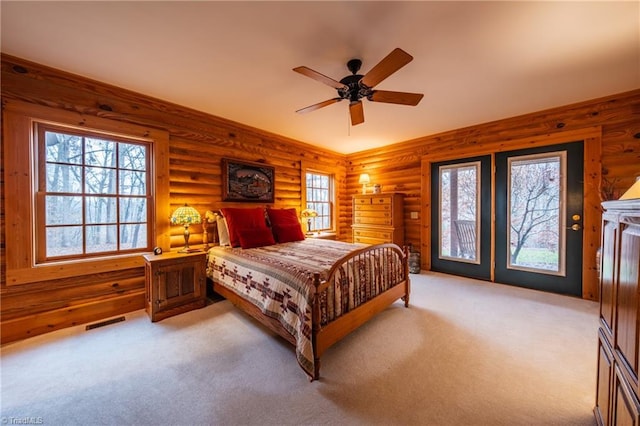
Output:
[36, 124, 152, 262]
[3, 101, 169, 285]
[305, 170, 334, 232]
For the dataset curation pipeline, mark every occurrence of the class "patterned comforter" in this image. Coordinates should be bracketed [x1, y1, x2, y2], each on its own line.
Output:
[206, 238, 403, 378]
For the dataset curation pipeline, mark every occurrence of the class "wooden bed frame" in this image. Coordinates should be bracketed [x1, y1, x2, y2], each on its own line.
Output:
[210, 243, 410, 381]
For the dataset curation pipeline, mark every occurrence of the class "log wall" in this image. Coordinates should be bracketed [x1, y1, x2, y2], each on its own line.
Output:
[347, 89, 640, 300]
[0, 54, 346, 343]
[1, 53, 638, 343]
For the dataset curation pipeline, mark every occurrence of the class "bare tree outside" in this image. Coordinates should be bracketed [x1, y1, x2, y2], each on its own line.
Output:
[43, 129, 149, 259]
[508, 154, 562, 272]
[306, 172, 331, 231]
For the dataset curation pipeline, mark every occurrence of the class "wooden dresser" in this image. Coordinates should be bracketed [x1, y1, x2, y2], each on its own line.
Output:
[594, 199, 640, 425]
[352, 193, 404, 246]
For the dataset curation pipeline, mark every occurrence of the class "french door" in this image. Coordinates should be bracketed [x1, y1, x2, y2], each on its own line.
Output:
[430, 155, 491, 281]
[431, 142, 584, 296]
[495, 142, 583, 296]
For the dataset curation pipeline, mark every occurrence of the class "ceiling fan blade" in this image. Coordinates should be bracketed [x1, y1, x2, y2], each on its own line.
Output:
[293, 66, 347, 90]
[350, 101, 364, 126]
[369, 90, 424, 106]
[360, 48, 414, 88]
[296, 98, 342, 114]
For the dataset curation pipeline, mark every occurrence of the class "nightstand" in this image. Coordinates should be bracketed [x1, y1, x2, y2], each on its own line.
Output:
[143, 251, 207, 322]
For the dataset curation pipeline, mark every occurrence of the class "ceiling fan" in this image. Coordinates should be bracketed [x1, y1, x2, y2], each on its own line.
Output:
[293, 48, 424, 126]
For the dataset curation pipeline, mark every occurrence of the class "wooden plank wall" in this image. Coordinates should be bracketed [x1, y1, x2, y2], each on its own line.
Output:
[0, 54, 347, 343]
[347, 89, 640, 300]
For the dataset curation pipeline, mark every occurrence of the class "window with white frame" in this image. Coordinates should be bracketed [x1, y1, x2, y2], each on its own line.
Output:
[305, 171, 334, 232]
[35, 123, 152, 262]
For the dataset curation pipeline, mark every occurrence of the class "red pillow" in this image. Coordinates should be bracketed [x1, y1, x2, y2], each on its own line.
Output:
[221, 207, 268, 247]
[266, 208, 300, 227]
[237, 227, 275, 249]
[272, 223, 305, 243]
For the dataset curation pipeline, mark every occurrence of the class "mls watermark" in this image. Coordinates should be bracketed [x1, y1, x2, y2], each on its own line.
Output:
[1, 417, 44, 425]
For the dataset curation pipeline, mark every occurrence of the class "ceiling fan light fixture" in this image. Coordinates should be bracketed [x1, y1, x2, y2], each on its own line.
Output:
[346, 59, 362, 75]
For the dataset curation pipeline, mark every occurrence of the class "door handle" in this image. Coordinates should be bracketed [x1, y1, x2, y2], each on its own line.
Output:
[568, 224, 581, 231]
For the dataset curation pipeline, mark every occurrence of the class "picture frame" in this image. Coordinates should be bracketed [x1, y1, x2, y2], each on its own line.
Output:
[221, 158, 275, 203]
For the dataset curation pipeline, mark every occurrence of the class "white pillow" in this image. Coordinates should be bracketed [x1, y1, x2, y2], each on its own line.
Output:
[217, 216, 231, 246]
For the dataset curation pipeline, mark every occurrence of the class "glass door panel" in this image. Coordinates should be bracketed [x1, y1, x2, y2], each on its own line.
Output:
[431, 155, 491, 280]
[507, 152, 566, 275]
[439, 162, 480, 264]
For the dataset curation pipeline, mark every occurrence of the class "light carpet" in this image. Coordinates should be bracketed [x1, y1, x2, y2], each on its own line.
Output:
[0, 272, 599, 425]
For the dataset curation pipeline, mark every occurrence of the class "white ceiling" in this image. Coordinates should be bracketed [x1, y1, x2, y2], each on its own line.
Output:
[2, 1, 638, 154]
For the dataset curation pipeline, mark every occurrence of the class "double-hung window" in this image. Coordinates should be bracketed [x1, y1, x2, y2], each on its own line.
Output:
[304, 170, 334, 232]
[36, 124, 152, 262]
[3, 101, 169, 286]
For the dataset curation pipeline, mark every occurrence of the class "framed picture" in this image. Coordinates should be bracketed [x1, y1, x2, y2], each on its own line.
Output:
[221, 158, 275, 203]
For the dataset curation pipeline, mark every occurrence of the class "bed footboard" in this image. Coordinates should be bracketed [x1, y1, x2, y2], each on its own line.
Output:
[208, 241, 410, 382]
[310, 243, 410, 380]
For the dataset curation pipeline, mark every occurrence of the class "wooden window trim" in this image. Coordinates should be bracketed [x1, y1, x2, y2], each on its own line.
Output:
[301, 162, 336, 233]
[3, 100, 170, 286]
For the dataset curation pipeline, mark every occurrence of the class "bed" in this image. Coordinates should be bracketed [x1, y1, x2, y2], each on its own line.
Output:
[204, 208, 410, 381]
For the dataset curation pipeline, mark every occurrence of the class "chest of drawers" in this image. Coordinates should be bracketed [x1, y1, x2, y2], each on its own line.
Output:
[352, 193, 404, 246]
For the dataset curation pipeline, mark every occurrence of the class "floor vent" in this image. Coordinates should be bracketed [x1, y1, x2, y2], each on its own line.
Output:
[85, 316, 125, 331]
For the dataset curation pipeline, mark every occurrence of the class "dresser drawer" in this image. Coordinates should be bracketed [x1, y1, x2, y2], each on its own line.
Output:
[370, 196, 392, 205]
[355, 210, 392, 219]
[353, 216, 392, 225]
[353, 229, 393, 240]
[355, 203, 391, 212]
[353, 235, 387, 245]
[353, 195, 392, 206]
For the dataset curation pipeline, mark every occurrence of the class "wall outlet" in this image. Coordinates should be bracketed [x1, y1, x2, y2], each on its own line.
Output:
[410, 211, 419, 219]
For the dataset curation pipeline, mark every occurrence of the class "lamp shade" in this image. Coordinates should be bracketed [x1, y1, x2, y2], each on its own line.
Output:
[620, 177, 640, 200]
[358, 173, 371, 185]
[170, 204, 202, 226]
[300, 208, 318, 218]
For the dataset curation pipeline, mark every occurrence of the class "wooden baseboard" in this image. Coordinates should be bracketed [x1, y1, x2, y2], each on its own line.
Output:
[0, 292, 145, 344]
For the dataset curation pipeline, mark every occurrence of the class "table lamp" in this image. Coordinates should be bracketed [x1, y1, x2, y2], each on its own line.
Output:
[359, 173, 370, 194]
[300, 208, 318, 235]
[170, 204, 202, 252]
